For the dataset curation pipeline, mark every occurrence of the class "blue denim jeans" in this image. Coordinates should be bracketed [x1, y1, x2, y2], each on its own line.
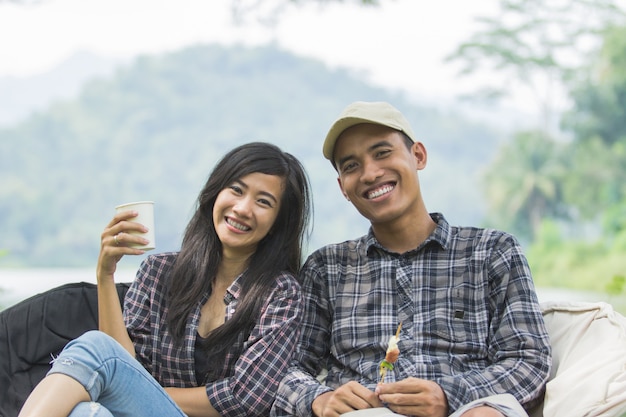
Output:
[48, 330, 187, 417]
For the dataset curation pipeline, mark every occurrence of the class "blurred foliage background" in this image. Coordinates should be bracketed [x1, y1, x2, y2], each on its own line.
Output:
[1, 0, 626, 312]
[447, 0, 626, 311]
[0, 44, 497, 265]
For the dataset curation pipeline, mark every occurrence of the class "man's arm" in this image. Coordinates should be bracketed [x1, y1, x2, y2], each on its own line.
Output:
[378, 233, 551, 415]
[438, 234, 552, 412]
[272, 258, 335, 417]
[272, 252, 386, 417]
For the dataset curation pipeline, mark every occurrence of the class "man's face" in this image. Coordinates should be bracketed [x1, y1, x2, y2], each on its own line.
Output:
[333, 123, 426, 226]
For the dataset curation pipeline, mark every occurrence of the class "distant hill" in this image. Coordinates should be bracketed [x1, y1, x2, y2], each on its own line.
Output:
[0, 51, 128, 126]
[0, 43, 499, 267]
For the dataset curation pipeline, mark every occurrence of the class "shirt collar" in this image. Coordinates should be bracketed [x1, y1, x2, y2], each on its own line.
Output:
[365, 212, 450, 255]
[223, 274, 243, 306]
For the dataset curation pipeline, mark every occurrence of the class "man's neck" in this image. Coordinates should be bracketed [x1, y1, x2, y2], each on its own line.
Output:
[371, 210, 437, 254]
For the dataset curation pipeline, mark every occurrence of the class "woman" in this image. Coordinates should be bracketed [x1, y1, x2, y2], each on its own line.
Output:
[18, 142, 312, 417]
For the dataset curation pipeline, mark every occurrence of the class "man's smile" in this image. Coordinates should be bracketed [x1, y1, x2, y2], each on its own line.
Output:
[365, 183, 395, 200]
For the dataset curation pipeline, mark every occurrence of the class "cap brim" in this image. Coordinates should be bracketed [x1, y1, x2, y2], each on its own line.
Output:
[323, 117, 383, 160]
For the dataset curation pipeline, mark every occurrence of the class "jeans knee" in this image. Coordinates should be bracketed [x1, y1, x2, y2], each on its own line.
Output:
[49, 330, 130, 399]
[69, 402, 114, 417]
[64, 331, 125, 360]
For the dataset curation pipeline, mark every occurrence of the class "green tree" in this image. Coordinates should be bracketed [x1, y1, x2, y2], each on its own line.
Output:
[563, 25, 626, 146]
[482, 129, 567, 241]
[559, 136, 626, 223]
[446, 0, 625, 131]
[525, 25, 626, 303]
[560, 25, 626, 227]
[229, 0, 383, 26]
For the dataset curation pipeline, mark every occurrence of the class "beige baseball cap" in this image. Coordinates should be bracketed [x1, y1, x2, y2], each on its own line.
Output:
[322, 101, 416, 160]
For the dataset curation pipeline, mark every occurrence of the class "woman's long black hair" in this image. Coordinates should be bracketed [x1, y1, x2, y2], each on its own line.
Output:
[166, 142, 312, 361]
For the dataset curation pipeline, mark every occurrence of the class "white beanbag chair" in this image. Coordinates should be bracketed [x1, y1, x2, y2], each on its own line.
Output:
[536, 301, 626, 417]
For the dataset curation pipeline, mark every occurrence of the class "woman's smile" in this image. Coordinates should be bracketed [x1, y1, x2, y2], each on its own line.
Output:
[213, 172, 283, 257]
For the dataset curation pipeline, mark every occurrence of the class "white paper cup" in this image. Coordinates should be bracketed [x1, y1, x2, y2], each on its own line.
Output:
[115, 201, 156, 250]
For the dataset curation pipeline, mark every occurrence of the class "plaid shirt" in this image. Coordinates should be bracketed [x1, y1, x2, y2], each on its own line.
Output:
[124, 252, 302, 417]
[271, 213, 551, 416]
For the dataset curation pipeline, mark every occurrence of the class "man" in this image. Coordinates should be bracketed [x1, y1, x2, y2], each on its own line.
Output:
[272, 101, 551, 417]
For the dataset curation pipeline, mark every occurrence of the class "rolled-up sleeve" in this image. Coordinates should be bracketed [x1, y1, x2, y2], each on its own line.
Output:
[124, 254, 174, 373]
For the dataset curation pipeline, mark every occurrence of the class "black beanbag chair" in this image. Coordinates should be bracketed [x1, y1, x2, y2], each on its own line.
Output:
[0, 281, 130, 417]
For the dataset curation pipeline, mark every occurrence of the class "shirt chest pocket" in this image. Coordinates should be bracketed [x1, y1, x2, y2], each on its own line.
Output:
[424, 287, 490, 356]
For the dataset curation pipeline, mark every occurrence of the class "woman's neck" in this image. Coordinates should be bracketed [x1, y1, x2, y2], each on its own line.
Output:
[216, 253, 249, 286]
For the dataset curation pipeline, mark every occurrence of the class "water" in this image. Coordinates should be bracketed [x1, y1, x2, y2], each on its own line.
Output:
[0, 268, 137, 309]
[0, 268, 608, 310]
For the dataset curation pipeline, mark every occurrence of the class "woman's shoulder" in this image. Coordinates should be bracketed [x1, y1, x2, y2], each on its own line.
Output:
[134, 251, 180, 286]
[140, 251, 179, 269]
[270, 270, 302, 293]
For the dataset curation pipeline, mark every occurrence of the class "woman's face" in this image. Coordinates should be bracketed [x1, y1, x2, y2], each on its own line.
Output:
[213, 172, 284, 259]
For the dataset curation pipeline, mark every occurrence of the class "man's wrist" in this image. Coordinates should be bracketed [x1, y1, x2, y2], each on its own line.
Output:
[311, 391, 332, 417]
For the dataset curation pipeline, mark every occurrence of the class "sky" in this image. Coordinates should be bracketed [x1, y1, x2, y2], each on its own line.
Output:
[0, 0, 511, 110]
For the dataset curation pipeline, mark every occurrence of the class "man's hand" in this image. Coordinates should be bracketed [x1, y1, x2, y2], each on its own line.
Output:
[375, 377, 448, 417]
[312, 381, 383, 417]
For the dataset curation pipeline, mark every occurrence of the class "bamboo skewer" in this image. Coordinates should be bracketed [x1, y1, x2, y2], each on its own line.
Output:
[379, 322, 402, 384]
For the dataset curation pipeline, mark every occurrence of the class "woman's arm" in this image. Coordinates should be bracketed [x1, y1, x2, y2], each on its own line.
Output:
[165, 387, 220, 417]
[97, 210, 150, 356]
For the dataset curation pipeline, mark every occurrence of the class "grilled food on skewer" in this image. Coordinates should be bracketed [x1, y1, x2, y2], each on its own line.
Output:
[379, 322, 402, 384]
